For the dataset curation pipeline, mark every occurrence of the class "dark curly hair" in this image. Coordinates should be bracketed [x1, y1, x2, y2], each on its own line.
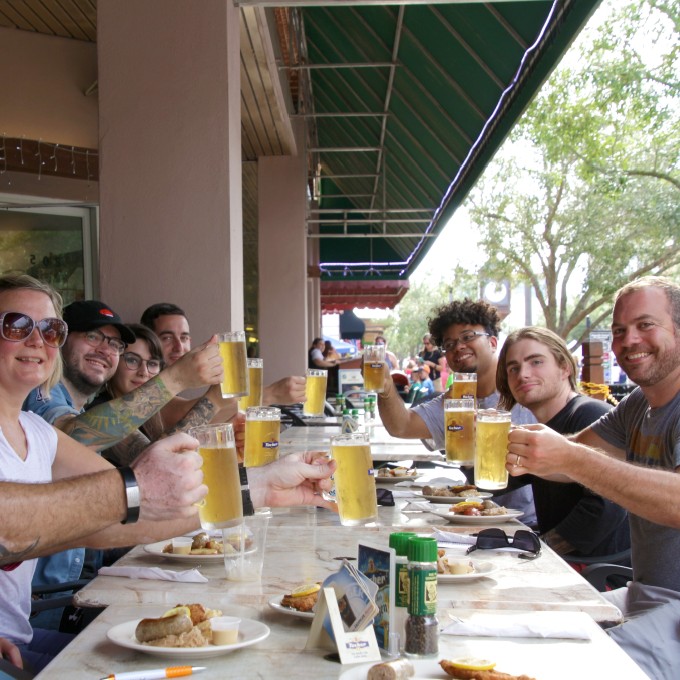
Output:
[428, 298, 502, 347]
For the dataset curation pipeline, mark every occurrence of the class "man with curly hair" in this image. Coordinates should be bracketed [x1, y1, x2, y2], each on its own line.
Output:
[377, 298, 536, 522]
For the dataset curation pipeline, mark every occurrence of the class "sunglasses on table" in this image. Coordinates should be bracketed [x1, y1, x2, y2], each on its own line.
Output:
[0, 311, 68, 348]
[466, 528, 541, 560]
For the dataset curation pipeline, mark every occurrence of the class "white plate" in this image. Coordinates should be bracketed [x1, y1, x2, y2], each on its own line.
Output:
[340, 659, 449, 679]
[374, 473, 423, 484]
[107, 617, 270, 659]
[437, 560, 498, 582]
[428, 507, 524, 525]
[267, 594, 315, 620]
[144, 540, 255, 562]
[420, 491, 492, 504]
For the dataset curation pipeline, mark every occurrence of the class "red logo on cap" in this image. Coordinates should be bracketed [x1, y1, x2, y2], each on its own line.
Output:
[99, 308, 115, 318]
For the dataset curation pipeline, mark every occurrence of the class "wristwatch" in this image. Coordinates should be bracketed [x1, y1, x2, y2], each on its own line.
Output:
[118, 466, 141, 524]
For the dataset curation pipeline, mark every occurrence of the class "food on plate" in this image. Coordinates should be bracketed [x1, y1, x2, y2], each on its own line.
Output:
[450, 500, 508, 517]
[422, 484, 479, 497]
[367, 657, 415, 679]
[437, 549, 475, 575]
[440, 658, 536, 680]
[280, 583, 321, 612]
[376, 467, 417, 478]
[162, 530, 254, 555]
[135, 603, 222, 647]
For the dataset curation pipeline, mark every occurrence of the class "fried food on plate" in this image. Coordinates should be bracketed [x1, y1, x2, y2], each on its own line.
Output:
[440, 658, 536, 680]
[280, 583, 321, 612]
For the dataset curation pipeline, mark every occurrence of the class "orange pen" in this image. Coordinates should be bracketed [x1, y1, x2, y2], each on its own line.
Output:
[100, 666, 207, 680]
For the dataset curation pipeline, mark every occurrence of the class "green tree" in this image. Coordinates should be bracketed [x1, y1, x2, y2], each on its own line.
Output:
[466, 0, 679, 345]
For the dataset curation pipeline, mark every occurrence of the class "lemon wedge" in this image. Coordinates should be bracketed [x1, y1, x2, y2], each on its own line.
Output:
[290, 583, 321, 598]
[161, 605, 191, 619]
[447, 657, 496, 671]
[452, 501, 482, 509]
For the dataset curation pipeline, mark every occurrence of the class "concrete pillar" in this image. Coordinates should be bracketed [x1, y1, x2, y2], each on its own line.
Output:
[257, 121, 307, 381]
[97, 0, 243, 341]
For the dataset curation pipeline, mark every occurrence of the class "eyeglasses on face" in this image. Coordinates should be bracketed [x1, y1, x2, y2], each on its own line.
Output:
[442, 331, 490, 353]
[122, 352, 162, 375]
[83, 329, 126, 355]
[466, 528, 541, 560]
[0, 311, 68, 348]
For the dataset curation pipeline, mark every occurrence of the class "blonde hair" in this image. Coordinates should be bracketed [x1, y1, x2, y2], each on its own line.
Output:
[0, 274, 64, 393]
[497, 326, 578, 411]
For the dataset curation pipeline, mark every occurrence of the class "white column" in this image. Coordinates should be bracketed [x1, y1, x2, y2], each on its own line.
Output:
[258, 122, 308, 382]
[97, 0, 243, 340]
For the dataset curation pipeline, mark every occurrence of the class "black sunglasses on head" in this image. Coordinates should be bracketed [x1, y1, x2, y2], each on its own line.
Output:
[466, 528, 541, 560]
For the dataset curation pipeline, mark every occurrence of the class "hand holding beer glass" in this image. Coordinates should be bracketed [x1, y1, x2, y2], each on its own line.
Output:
[218, 331, 249, 398]
[244, 406, 281, 468]
[238, 358, 264, 410]
[444, 399, 475, 466]
[189, 423, 243, 529]
[324, 432, 378, 526]
[303, 368, 327, 417]
[474, 409, 511, 490]
[363, 344, 386, 393]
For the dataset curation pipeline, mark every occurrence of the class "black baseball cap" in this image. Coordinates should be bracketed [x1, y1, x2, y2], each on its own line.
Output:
[63, 300, 136, 345]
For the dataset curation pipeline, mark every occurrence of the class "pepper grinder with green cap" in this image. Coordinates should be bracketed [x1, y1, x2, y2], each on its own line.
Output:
[405, 536, 439, 657]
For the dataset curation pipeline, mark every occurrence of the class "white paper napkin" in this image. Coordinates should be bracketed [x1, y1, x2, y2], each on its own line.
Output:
[402, 501, 438, 512]
[98, 566, 208, 583]
[432, 528, 477, 546]
[409, 476, 465, 488]
[442, 611, 592, 640]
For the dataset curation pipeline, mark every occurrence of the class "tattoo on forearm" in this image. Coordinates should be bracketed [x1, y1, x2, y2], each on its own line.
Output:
[170, 397, 216, 433]
[66, 376, 174, 450]
[0, 539, 39, 566]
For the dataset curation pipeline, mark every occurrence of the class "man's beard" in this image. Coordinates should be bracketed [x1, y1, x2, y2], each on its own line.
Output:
[624, 341, 680, 387]
[63, 359, 107, 397]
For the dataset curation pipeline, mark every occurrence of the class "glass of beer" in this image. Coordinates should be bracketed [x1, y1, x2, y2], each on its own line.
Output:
[363, 344, 386, 393]
[474, 409, 512, 490]
[218, 331, 249, 398]
[238, 358, 264, 410]
[303, 368, 327, 417]
[189, 423, 243, 529]
[449, 372, 477, 405]
[325, 432, 378, 526]
[244, 406, 281, 467]
[444, 399, 476, 466]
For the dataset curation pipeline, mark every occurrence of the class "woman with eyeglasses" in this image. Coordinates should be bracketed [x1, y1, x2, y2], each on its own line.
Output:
[87, 324, 168, 467]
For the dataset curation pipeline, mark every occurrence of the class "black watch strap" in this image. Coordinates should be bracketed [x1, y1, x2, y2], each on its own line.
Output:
[239, 465, 254, 516]
[118, 466, 140, 524]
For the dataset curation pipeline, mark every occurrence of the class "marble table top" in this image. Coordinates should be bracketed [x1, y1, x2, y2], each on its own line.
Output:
[74, 506, 622, 626]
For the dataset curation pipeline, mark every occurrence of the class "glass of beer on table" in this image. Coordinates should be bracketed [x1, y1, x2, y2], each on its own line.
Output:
[474, 409, 512, 490]
[363, 344, 386, 393]
[244, 406, 281, 467]
[325, 432, 378, 526]
[444, 399, 475, 466]
[189, 423, 242, 529]
[218, 331, 249, 398]
[449, 372, 477, 405]
[238, 358, 264, 410]
[303, 368, 327, 417]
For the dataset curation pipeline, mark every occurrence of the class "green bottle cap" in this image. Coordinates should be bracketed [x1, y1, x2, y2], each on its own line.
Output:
[407, 536, 438, 562]
[351, 409, 359, 416]
[389, 531, 415, 556]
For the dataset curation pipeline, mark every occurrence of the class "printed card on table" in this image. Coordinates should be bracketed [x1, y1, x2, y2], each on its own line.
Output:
[358, 541, 395, 652]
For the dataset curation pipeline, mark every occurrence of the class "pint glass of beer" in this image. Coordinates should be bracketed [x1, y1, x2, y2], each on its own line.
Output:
[189, 423, 243, 529]
[303, 369, 327, 417]
[363, 344, 386, 393]
[238, 358, 264, 410]
[474, 409, 512, 490]
[218, 331, 249, 398]
[244, 406, 281, 467]
[449, 372, 477, 405]
[327, 432, 377, 526]
[444, 399, 476, 466]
